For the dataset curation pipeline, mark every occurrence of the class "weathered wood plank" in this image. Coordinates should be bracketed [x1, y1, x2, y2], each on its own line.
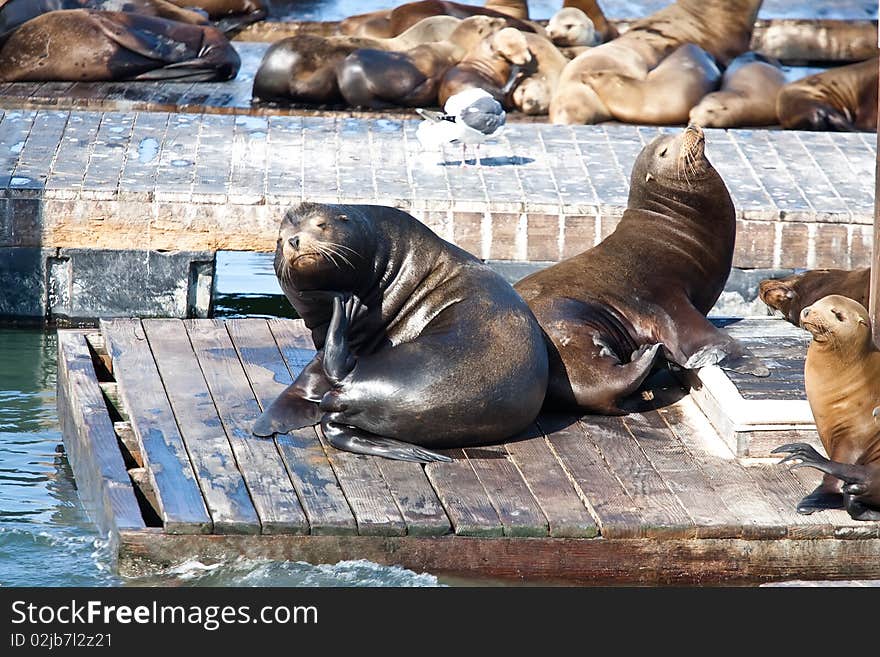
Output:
[372, 458, 451, 536]
[747, 462, 836, 539]
[464, 444, 549, 537]
[231, 318, 355, 535]
[185, 319, 308, 534]
[624, 411, 744, 538]
[425, 449, 504, 537]
[114, 421, 142, 467]
[505, 429, 598, 538]
[101, 319, 211, 534]
[143, 319, 260, 534]
[56, 331, 145, 535]
[787, 465, 880, 539]
[655, 399, 790, 539]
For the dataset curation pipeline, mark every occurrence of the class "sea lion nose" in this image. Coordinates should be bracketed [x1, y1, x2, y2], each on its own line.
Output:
[288, 235, 300, 250]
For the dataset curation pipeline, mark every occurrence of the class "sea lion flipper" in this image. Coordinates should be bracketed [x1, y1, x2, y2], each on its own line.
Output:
[321, 414, 453, 463]
[323, 294, 357, 383]
[252, 354, 331, 436]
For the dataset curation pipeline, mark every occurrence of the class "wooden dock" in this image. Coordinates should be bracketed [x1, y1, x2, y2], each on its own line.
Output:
[56, 317, 880, 584]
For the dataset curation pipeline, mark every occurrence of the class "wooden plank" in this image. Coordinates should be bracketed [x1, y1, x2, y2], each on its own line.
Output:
[788, 465, 880, 539]
[746, 461, 836, 539]
[464, 443, 549, 537]
[114, 421, 142, 467]
[56, 331, 145, 535]
[624, 411, 744, 538]
[142, 319, 260, 535]
[505, 429, 597, 538]
[185, 319, 308, 534]
[372, 458, 451, 537]
[425, 450, 504, 537]
[244, 318, 357, 535]
[101, 319, 211, 534]
[655, 399, 790, 539]
[578, 416, 697, 538]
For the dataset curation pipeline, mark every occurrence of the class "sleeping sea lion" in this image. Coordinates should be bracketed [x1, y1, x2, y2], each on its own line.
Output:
[774, 295, 880, 521]
[546, 7, 597, 47]
[509, 31, 571, 115]
[514, 125, 768, 415]
[759, 268, 871, 326]
[251, 202, 549, 464]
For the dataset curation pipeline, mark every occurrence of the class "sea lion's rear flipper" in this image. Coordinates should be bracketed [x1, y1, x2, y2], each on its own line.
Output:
[212, 9, 268, 38]
[252, 355, 331, 436]
[321, 414, 452, 463]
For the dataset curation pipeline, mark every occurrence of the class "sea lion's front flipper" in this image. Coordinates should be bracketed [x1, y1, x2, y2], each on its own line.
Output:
[322, 294, 358, 383]
[321, 414, 452, 463]
[252, 354, 331, 436]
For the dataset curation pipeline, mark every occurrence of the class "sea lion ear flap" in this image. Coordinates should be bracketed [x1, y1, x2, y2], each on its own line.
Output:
[858, 316, 869, 327]
[645, 172, 654, 182]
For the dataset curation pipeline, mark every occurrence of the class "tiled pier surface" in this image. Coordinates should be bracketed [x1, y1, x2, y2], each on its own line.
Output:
[0, 109, 875, 270]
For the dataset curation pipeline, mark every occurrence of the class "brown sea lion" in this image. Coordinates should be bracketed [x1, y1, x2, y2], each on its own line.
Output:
[774, 295, 880, 521]
[776, 58, 879, 132]
[0, 0, 209, 45]
[336, 16, 506, 109]
[0, 9, 239, 82]
[514, 126, 768, 415]
[759, 268, 871, 326]
[339, 0, 537, 39]
[550, 0, 762, 124]
[510, 32, 571, 115]
[582, 43, 720, 125]
[438, 26, 533, 107]
[251, 202, 549, 464]
[165, 0, 265, 34]
[252, 16, 472, 104]
[562, 0, 616, 42]
[689, 52, 786, 128]
[546, 7, 597, 47]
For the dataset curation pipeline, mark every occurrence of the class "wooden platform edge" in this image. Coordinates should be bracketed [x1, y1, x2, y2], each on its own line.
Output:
[56, 330, 146, 542]
[117, 531, 880, 585]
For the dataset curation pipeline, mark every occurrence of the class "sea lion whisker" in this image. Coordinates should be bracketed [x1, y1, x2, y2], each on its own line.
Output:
[321, 243, 354, 268]
[323, 241, 360, 256]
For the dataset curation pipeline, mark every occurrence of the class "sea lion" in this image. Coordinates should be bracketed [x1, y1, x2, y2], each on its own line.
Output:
[689, 52, 786, 128]
[438, 26, 533, 107]
[509, 31, 571, 115]
[774, 295, 880, 521]
[759, 268, 871, 326]
[165, 0, 265, 34]
[582, 43, 720, 125]
[546, 7, 597, 47]
[336, 16, 506, 109]
[251, 202, 549, 463]
[0, 9, 240, 82]
[776, 58, 879, 132]
[0, 0, 209, 45]
[514, 126, 768, 415]
[338, 0, 537, 39]
[253, 16, 473, 104]
[550, 0, 762, 124]
[562, 0, 616, 42]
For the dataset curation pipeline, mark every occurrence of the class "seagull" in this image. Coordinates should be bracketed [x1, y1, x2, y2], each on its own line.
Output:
[416, 88, 506, 166]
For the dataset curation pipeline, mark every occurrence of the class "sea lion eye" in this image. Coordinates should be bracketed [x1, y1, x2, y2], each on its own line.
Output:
[316, 221, 327, 229]
[832, 309, 845, 322]
[659, 147, 668, 157]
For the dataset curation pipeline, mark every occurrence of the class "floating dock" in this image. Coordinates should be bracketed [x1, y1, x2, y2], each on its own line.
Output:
[57, 318, 880, 584]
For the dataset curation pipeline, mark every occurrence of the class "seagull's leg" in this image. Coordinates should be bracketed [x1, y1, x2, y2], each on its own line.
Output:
[475, 144, 482, 167]
[460, 143, 468, 167]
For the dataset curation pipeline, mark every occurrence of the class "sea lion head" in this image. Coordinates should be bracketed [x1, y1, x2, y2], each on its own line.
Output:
[512, 76, 550, 115]
[799, 294, 871, 351]
[274, 203, 373, 293]
[488, 27, 533, 66]
[758, 275, 800, 321]
[688, 95, 730, 128]
[636, 125, 714, 187]
[450, 15, 508, 47]
[546, 7, 597, 47]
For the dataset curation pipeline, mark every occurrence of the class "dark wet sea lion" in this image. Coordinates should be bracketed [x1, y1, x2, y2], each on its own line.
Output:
[339, 0, 537, 39]
[438, 26, 533, 107]
[0, 0, 209, 45]
[252, 202, 549, 463]
[689, 52, 786, 128]
[582, 43, 720, 125]
[0, 9, 239, 82]
[514, 126, 768, 415]
[759, 268, 871, 326]
[550, 0, 762, 124]
[776, 58, 878, 132]
[335, 15, 506, 109]
[165, 0, 266, 34]
[774, 295, 880, 521]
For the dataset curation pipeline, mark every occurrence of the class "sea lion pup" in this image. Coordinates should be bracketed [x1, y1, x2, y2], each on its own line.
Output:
[438, 26, 533, 107]
[759, 268, 871, 326]
[339, 0, 537, 39]
[689, 52, 785, 128]
[550, 0, 762, 124]
[546, 7, 597, 47]
[0, 9, 240, 82]
[252, 16, 469, 104]
[251, 203, 549, 463]
[774, 295, 880, 521]
[776, 58, 879, 132]
[562, 0, 617, 42]
[336, 16, 506, 109]
[583, 43, 720, 125]
[514, 126, 768, 415]
[509, 32, 571, 115]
